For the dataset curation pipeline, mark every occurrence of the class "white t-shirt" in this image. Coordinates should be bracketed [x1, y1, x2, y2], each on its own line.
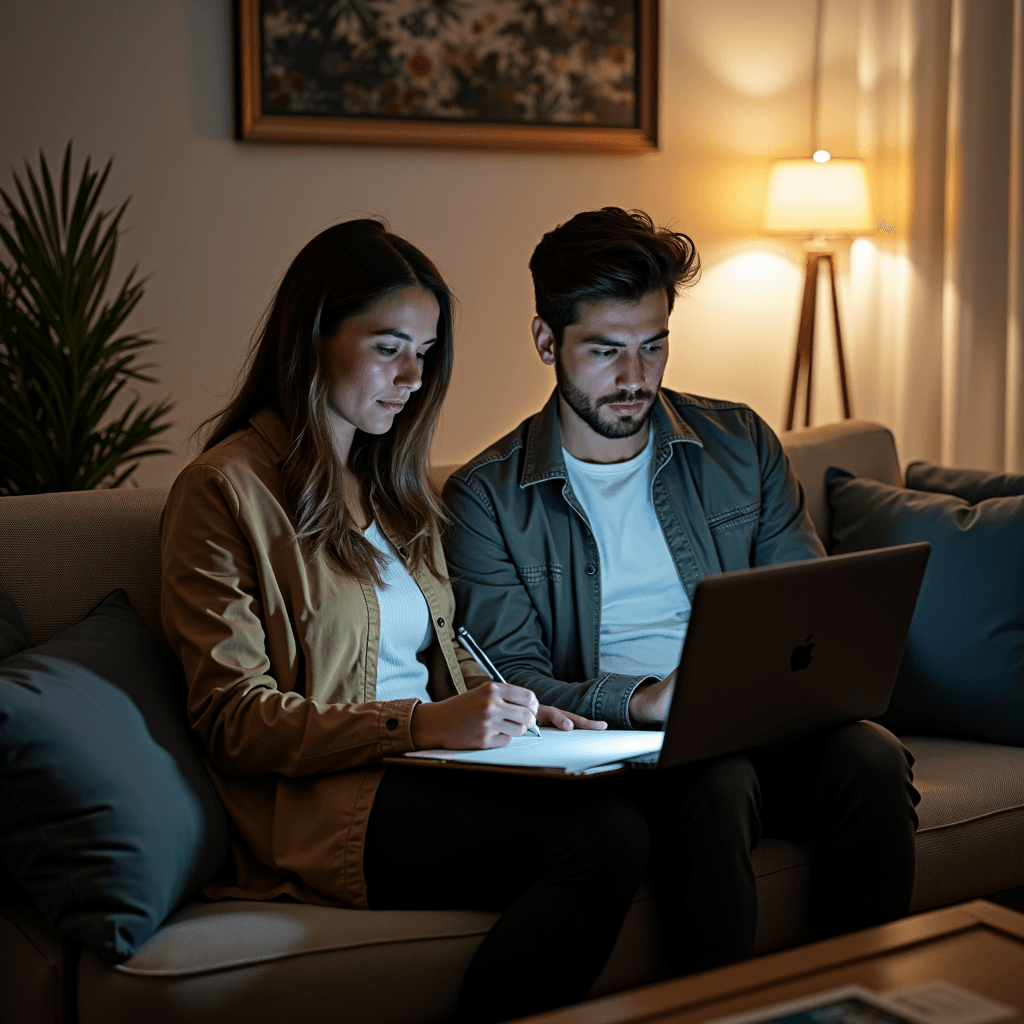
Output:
[563, 431, 691, 678]
[364, 520, 433, 705]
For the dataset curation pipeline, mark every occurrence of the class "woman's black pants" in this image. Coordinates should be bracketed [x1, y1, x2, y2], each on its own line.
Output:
[364, 768, 650, 1024]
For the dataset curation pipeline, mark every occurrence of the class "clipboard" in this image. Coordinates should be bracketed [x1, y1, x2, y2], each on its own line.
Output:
[384, 727, 664, 778]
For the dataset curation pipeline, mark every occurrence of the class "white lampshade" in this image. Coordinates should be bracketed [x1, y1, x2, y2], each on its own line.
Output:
[762, 158, 874, 234]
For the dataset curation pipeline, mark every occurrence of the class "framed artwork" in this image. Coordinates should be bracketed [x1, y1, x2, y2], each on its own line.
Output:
[236, 1, 658, 154]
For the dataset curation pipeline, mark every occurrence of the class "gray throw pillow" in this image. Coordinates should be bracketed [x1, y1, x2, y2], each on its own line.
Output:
[827, 469, 1024, 745]
[0, 589, 230, 963]
[905, 461, 1024, 503]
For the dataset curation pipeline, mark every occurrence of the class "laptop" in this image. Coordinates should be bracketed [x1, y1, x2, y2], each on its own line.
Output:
[390, 542, 931, 777]
[627, 541, 931, 770]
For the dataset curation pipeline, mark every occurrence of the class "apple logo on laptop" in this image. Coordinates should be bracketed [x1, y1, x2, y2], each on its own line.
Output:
[790, 635, 815, 671]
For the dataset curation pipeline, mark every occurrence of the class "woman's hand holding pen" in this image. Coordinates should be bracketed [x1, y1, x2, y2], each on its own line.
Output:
[410, 682, 541, 750]
[459, 673, 608, 733]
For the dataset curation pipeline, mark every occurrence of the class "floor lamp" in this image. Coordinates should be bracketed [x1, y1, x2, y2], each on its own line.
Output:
[764, 159, 874, 432]
[762, 0, 874, 431]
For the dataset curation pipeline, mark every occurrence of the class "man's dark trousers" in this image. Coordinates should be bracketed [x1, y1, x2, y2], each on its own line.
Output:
[619, 718, 921, 975]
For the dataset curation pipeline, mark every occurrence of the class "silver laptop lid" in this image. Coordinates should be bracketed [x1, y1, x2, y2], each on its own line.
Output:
[657, 542, 930, 768]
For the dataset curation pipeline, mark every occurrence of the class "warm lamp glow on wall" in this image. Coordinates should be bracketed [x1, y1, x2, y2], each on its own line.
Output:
[764, 0, 875, 430]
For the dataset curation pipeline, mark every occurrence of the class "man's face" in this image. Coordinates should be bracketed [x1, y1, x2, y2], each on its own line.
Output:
[535, 290, 670, 441]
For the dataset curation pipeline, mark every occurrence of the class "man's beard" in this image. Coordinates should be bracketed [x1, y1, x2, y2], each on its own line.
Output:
[554, 353, 656, 439]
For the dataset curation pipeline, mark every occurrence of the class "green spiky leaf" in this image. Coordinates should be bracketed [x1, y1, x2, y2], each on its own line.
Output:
[0, 143, 173, 494]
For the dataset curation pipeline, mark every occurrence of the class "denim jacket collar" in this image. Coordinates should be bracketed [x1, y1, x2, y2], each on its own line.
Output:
[519, 388, 703, 488]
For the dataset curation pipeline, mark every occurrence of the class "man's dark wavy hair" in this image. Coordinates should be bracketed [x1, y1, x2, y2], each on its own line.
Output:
[529, 207, 701, 344]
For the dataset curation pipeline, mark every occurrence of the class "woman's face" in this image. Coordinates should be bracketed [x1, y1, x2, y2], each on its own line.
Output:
[322, 285, 439, 441]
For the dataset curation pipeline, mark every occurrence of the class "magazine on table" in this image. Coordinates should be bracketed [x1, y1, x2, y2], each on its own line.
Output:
[703, 983, 1016, 1024]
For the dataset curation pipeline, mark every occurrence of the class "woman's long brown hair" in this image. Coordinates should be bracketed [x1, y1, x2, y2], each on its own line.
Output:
[201, 220, 454, 585]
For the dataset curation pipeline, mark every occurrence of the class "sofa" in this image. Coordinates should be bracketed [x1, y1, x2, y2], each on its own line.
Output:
[1, 417, 1022, 1024]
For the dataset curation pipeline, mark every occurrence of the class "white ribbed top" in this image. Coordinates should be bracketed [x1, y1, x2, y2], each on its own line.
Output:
[364, 521, 433, 704]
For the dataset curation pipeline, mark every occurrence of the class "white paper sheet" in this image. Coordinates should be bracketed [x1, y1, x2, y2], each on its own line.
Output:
[402, 728, 663, 774]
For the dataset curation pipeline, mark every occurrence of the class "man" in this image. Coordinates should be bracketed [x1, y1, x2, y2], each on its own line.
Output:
[442, 207, 920, 975]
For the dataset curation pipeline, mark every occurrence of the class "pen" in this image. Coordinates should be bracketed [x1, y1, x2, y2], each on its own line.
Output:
[457, 626, 542, 737]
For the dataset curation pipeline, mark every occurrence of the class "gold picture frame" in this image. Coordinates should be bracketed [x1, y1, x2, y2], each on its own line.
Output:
[236, 1, 658, 155]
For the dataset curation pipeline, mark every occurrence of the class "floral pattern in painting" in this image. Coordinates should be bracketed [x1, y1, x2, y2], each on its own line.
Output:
[261, 0, 639, 127]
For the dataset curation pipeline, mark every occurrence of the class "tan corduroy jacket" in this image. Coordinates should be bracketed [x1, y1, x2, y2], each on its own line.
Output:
[160, 408, 484, 908]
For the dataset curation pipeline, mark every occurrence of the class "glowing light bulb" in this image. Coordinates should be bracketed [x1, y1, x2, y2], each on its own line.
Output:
[813, 149, 832, 163]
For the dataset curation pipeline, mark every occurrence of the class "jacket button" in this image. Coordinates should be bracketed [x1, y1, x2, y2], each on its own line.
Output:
[585, 563, 596, 576]
[436, 616, 445, 628]
[385, 717, 398, 731]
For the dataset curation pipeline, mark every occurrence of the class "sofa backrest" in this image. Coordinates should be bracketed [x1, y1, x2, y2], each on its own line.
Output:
[432, 419, 902, 549]
[0, 488, 167, 647]
[780, 419, 901, 546]
[0, 419, 902, 647]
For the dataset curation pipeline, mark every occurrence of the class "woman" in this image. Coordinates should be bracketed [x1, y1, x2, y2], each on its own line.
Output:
[160, 221, 649, 1023]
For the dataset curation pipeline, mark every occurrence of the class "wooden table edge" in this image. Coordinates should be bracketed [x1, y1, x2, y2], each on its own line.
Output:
[959, 898, 1024, 938]
[513, 901, 1023, 1024]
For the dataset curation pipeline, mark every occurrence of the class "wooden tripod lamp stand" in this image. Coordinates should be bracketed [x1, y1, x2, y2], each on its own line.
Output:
[763, 0, 874, 431]
[786, 249, 852, 430]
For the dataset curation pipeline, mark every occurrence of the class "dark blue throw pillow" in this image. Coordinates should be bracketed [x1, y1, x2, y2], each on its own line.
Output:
[0, 589, 229, 963]
[905, 461, 1024, 503]
[826, 469, 1024, 745]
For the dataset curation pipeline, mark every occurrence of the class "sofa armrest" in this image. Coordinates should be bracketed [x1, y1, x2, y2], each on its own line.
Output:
[0, 904, 78, 1024]
[0, 488, 168, 647]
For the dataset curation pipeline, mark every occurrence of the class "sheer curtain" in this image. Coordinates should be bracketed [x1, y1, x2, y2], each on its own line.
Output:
[847, 0, 1024, 471]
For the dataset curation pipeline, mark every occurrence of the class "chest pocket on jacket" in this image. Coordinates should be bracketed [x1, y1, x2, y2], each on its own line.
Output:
[706, 501, 761, 536]
[518, 563, 564, 585]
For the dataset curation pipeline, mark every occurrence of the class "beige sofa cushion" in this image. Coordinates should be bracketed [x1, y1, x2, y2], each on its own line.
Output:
[76, 901, 495, 1024]
[907, 736, 1024, 910]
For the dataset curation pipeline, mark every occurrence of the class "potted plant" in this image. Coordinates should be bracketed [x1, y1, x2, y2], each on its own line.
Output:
[0, 143, 173, 494]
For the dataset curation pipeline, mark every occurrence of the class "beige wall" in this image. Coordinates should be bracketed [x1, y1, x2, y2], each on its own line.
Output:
[1, 0, 884, 486]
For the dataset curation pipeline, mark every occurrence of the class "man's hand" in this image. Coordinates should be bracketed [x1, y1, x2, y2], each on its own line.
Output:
[537, 705, 608, 732]
[410, 681, 539, 750]
[628, 669, 677, 726]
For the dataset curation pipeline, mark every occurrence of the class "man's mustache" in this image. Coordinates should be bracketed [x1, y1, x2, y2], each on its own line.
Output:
[596, 390, 656, 408]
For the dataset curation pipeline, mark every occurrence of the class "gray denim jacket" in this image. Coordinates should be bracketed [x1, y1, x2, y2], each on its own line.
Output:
[442, 388, 826, 728]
